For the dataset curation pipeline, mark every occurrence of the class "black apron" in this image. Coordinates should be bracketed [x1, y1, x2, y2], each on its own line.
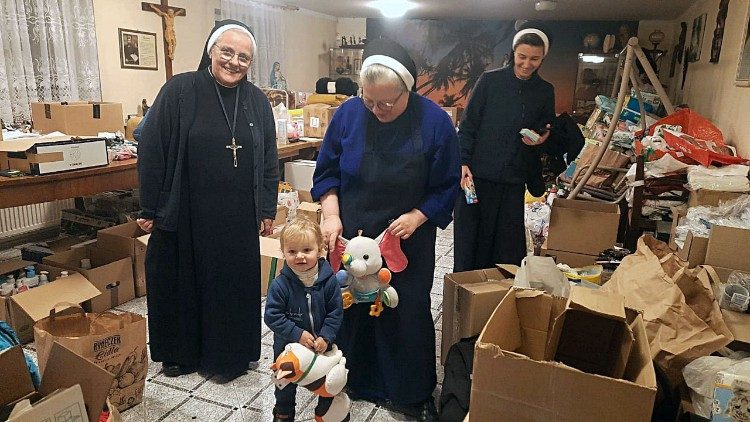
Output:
[337, 94, 438, 405]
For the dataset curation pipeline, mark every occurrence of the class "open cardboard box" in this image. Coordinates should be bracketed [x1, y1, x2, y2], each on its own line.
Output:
[547, 198, 620, 256]
[260, 236, 284, 296]
[96, 221, 150, 297]
[668, 207, 708, 268]
[31, 101, 123, 136]
[0, 260, 100, 343]
[471, 287, 656, 421]
[441, 267, 514, 365]
[0, 342, 114, 422]
[43, 244, 134, 312]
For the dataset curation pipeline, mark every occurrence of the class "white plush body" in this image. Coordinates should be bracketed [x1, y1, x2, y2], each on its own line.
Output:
[271, 343, 351, 422]
[337, 235, 399, 314]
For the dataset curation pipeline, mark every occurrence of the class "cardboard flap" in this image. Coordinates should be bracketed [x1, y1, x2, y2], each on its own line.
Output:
[40, 342, 114, 422]
[0, 134, 79, 153]
[10, 273, 100, 322]
[495, 264, 518, 279]
[260, 236, 284, 258]
[0, 347, 35, 406]
[706, 225, 750, 272]
[0, 260, 35, 275]
[568, 286, 627, 321]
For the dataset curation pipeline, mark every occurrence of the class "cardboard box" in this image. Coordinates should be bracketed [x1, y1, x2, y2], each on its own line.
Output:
[0, 259, 36, 325]
[302, 104, 338, 139]
[43, 245, 135, 312]
[441, 106, 464, 127]
[260, 236, 284, 296]
[0, 342, 114, 422]
[96, 222, 150, 297]
[545, 287, 634, 379]
[284, 160, 317, 192]
[298, 202, 322, 224]
[471, 288, 657, 422]
[7, 384, 87, 422]
[441, 268, 514, 364]
[688, 189, 748, 208]
[1, 262, 100, 343]
[31, 101, 123, 136]
[547, 199, 620, 256]
[705, 225, 750, 273]
[541, 243, 597, 268]
[0, 135, 108, 175]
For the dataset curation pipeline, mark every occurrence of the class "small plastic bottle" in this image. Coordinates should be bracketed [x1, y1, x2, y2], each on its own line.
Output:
[547, 186, 558, 206]
[24, 266, 39, 288]
[39, 271, 50, 285]
[15, 277, 29, 293]
[60, 271, 69, 278]
[80, 258, 92, 270]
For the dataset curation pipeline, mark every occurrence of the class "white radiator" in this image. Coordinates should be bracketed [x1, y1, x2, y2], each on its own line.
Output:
[0, 200, 74, 239]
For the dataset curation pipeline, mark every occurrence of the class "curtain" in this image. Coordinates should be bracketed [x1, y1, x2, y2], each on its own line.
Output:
[219, 0, 285, 88]
[0, 0, 101, 125]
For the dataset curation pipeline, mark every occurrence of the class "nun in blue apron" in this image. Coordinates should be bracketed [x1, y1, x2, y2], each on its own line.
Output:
[312, 39, 460, 421]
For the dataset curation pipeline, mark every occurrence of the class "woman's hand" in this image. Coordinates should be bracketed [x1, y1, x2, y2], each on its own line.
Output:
[521, 124, 552, 146]
[460, 165, 473, 190]
[388, 209, 427, 240]
[137, 218, 154, 233]
[259, 218, 273, 236]
[321, 215, 343, 254]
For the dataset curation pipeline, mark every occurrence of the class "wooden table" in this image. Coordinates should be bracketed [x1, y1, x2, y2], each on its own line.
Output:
[277, 138, 322, 160]
[0, 159, 138, 209]
[0, 140, 324, 209]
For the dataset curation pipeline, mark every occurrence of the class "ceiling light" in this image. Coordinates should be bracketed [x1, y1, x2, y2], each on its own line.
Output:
[370, 0, 417, 18]
[579, 54, 605, 64]
[535, 1, 557, 11]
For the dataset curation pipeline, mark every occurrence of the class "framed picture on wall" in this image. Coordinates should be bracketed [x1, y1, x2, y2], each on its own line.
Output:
[118, 28, 158, 70]
[688, 13, 707, 62]
[736, 3, 750, 86]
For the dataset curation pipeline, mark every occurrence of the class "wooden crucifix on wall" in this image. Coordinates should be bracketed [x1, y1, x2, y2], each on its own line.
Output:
[141, 1, 186, 80]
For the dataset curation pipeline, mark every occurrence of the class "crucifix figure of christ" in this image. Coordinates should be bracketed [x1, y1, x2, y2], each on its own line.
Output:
[226, 137, 242, 168]
[141, 1, 186, 79]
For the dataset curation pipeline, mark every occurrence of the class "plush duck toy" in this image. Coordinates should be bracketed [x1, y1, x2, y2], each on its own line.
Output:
[271, 343, 351, 422]
[330, 230, 408, 317]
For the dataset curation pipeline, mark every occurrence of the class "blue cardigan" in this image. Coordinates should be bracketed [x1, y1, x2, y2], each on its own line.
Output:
[311, 95, 460, 229]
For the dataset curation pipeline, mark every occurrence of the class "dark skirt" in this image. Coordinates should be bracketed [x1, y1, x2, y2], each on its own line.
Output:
[453, 178, 526, 271]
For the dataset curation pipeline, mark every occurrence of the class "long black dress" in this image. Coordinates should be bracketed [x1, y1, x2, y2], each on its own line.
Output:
[145, 69, 261, 375]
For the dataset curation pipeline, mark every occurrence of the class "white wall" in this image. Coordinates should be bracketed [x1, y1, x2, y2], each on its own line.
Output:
[93, 0, 336, 120]
[92, 0, 216, 121]
[336, 17, 367, 45]
[656, 0, 750, 156]
[282, 9, 338, 92]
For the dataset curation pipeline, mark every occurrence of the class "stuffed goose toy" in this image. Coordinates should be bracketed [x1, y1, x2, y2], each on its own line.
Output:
[330, 229, 408, 317]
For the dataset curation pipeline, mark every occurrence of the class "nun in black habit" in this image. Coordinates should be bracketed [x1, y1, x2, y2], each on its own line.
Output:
[312, 39, 461, 421]
[137, 20, 279, 380]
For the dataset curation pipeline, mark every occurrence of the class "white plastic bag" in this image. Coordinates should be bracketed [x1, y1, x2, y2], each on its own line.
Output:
[514, 256, 571, 297]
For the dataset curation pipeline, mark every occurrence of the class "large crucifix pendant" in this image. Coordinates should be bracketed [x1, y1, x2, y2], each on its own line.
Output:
[226, 137, 242, 168]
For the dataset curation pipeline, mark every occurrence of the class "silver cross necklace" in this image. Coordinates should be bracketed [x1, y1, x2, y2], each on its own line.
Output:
[213, 77, 242, 168]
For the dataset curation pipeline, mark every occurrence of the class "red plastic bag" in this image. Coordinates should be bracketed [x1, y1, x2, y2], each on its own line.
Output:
[647, 109, 746, 166]
[648, 108, 724, 144]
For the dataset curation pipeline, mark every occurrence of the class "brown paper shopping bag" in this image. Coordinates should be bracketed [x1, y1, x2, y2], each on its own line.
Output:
[601, 236, 733, 386]
[34, 302, 148, 412]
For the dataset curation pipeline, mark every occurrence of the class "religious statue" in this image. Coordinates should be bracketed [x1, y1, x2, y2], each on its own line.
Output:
[149, 4, 184, 60]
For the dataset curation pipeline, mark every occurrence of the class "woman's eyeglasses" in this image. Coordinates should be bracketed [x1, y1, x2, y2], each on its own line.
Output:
[360, 90, 405, 112]
[214, 45, 252, 67]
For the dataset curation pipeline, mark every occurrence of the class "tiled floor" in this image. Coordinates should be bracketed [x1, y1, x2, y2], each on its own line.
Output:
[21, 223, 454, 421]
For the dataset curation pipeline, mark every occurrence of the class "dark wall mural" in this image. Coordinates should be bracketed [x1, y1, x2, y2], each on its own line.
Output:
[367, 19, 638, 114]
